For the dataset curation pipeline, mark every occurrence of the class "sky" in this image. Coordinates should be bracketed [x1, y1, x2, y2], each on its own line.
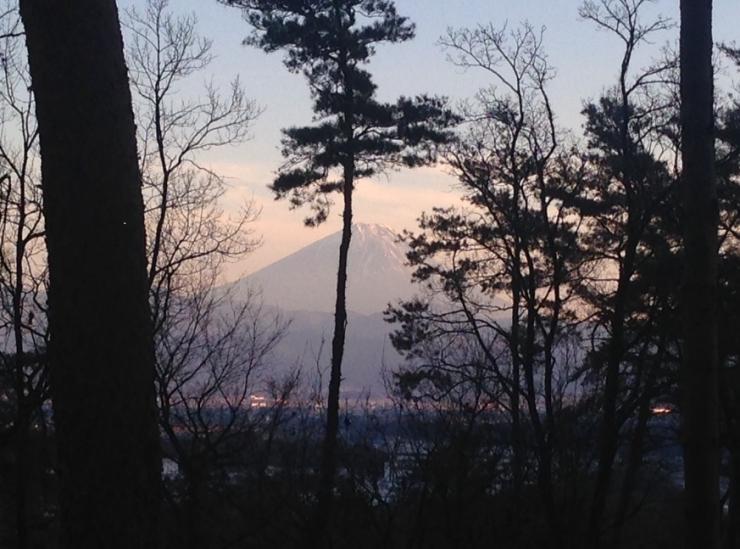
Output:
[118, 0, 740, 280]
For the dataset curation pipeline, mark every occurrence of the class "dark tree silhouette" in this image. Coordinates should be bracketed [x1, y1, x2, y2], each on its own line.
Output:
[679, 0, 720, 547]
[124, 3, 280, 548]
[398, 22, 580, 547]
[0, 6, 48, 547]
[576, 3, 676, 545]
[713, 45, 740, 547]
[223, 0, 456, 543]
[19, 1, 162, 548]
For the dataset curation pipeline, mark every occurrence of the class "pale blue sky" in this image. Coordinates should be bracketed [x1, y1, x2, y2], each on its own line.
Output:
[118, 0, 740, 279]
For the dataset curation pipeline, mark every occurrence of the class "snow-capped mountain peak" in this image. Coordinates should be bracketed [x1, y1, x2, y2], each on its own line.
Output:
[236, 223, 416, 315]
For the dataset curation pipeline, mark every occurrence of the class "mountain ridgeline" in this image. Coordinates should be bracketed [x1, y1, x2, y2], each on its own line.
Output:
[234, 224, 416, 394]
[240, 224, 415, 315]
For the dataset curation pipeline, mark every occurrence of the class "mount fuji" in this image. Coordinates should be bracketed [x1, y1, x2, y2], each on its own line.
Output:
[237, 223, 416, 315]
[231, 223, 419, 394]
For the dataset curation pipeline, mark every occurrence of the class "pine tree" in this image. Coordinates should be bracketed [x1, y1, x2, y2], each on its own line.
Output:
[224, 0, 456, 543]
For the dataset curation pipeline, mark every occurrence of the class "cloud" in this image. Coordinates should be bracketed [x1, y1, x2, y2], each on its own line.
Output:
[354, 167, 463, 227]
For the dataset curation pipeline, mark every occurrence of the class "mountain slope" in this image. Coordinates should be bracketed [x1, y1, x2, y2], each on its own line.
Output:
[268, 309, 397, 396]
[237, 223, 416, 315]
[228, 224, 418, 393]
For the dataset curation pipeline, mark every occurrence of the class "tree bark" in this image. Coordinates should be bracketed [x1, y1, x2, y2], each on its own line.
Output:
[19, 1, 162, 548]
[720, 367, 740, 549]
[587, 269, 631, 548]
[312, 26, 356, 544]
[679, 1, 721, 548]
[313, 164, 354, 547]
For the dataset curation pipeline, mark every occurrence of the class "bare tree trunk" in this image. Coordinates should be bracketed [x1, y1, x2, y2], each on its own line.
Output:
[520, 251, 563, 548]
[13, 303, 28, 549]
[727, 448, 740, 549]
[612, 355, 659, 549]
[679, 1, 721, 548]
[587, 272, 629, 548]
[313, 164, 354, 546]
[587, 49, 641, 543]
[509, 243, 524, 498]
[720, 368, 740, 549]
[19, 1, 162, 548]
[185, 457, 208, 549]
[13, 344, 28, 549]
[725, 456, 740, 549]
[13, 135, 31, 549]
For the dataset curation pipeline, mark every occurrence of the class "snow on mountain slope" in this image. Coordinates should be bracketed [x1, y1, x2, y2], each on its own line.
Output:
[227, 224, 418, 393]
[236, 223, 416, 315]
